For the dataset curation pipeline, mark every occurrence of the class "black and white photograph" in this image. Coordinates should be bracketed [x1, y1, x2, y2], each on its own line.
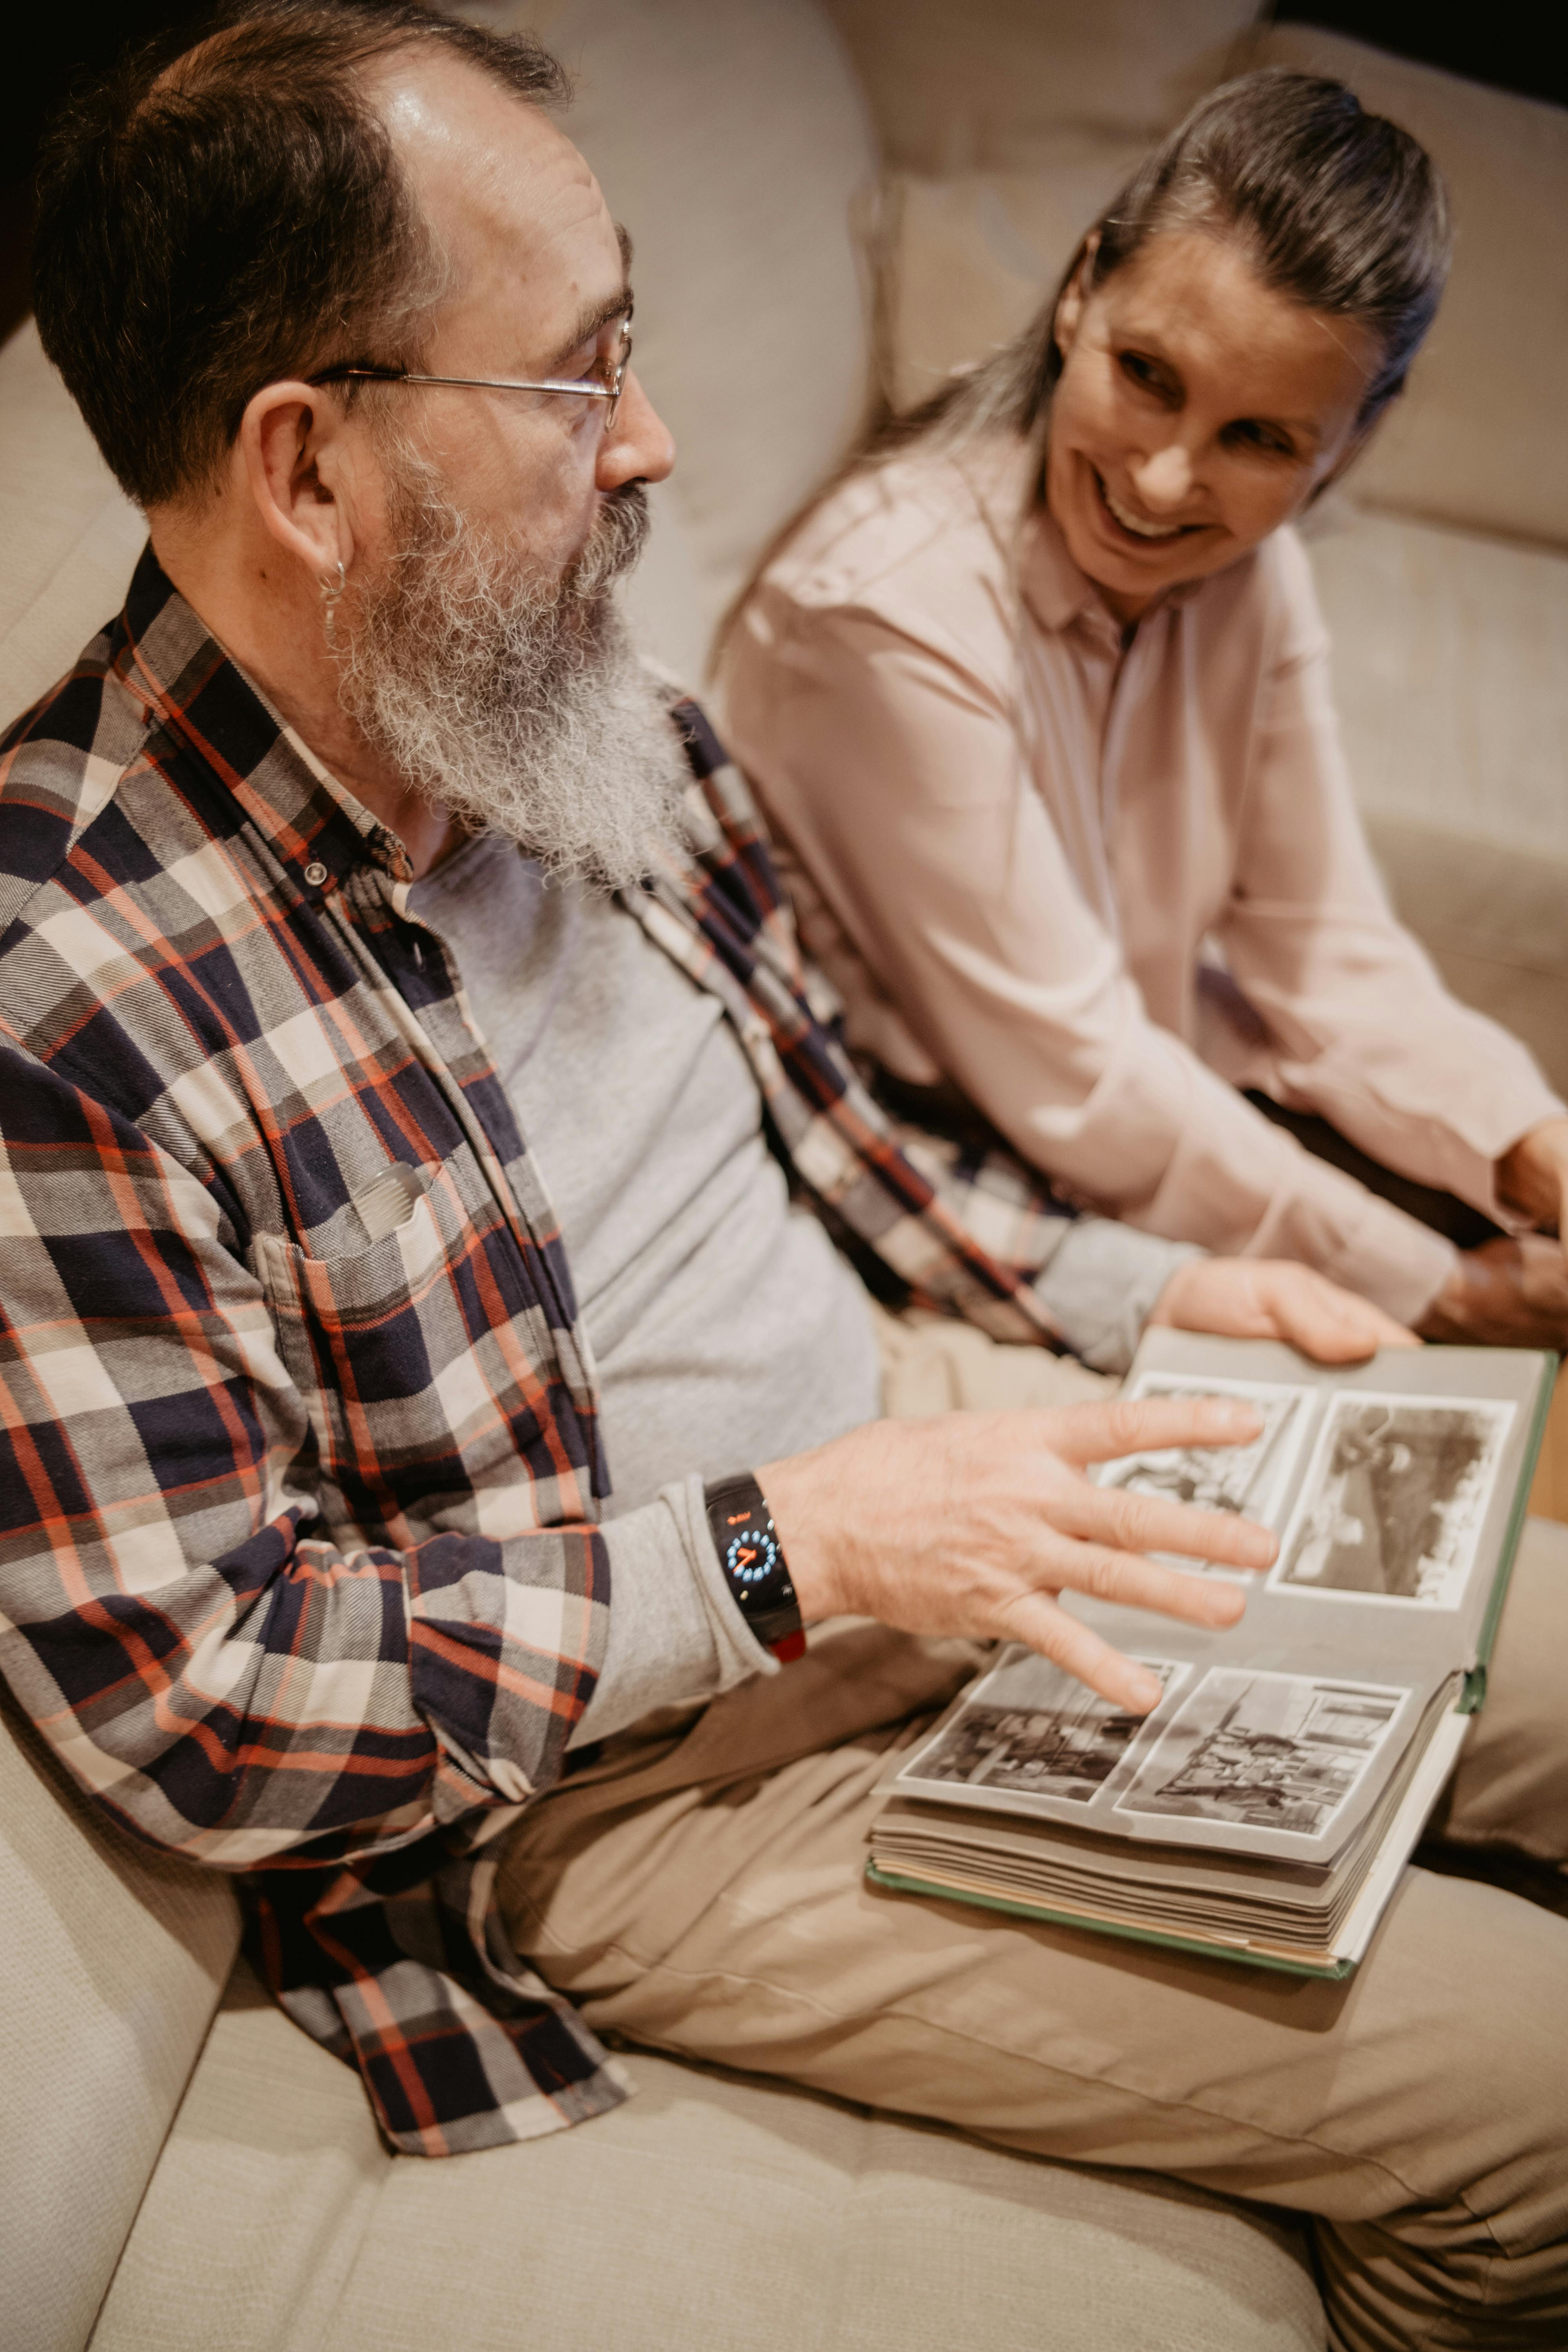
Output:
[1271, 1394, 1515, 1608]
[1115, 1670, 1408, 1842]
[1095, 1375, 1314, 1575]
[897, 1652, 1187, 1808]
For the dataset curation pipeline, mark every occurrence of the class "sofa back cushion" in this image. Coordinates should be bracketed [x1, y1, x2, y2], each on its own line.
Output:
[821, 0, 1260, 170]
[0, 1689, 240, 2352]
[0, 323, 147, 732]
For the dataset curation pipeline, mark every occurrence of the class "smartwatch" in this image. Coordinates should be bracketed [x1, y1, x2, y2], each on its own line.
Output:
[704, 1472, 806, 1663]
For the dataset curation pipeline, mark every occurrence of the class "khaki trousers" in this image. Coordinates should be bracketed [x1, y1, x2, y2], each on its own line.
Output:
[500, 1313, 1568, 2352]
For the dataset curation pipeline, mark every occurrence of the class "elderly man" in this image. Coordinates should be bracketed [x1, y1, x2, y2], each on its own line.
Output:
[3, 7, 1565, 2345]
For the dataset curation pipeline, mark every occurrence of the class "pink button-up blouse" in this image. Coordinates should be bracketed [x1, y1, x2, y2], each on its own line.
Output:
[721, 436, 1563, 1324]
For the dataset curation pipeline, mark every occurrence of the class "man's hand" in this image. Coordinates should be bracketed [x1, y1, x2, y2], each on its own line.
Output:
[760, 1395, 1276, 1716]
[1417, 1234, 1568, 1349]
[1148, 1256, 1417, 1361]
[1497, 1116, 1568, 1255]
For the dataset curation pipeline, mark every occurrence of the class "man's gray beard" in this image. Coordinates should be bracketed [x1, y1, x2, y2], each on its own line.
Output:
[333, 458, 693, 889]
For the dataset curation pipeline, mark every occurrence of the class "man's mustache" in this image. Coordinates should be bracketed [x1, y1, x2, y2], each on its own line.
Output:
[381, 476, 650, 604]
[570, 480, 651, 597]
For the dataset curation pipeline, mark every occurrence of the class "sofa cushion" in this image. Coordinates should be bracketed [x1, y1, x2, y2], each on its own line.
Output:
[1302, 499, 1568, 1100]
[0, 1691, 240, 2352]
[0, 322, 147, 731]
[1304, 501, 1568, 864]
[821, 0, 1260, 172]
[93, 1960, 1325, 2352]
[1361, 817, 1568, 1107]
[880, 158, 1144, 411]
[1246, 26, 1568, 550]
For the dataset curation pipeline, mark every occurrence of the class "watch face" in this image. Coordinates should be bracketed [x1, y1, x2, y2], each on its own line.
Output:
[723, 1521, 780, 1588]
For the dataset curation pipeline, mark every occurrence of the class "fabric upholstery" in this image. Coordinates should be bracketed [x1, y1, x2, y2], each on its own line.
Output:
[1306, 501, 1568, 1100]
[821, 0, 1260, 170]
[1245, 26, 1568, 550]
[1305, 505, 1568, 864]
[0, 323, 145, 729]
[94, 1962, 1325, 2352]
[882, 159, 1146, 411]
[1361, 820, 1568, 1105]
[0, 1691, 240, 2352]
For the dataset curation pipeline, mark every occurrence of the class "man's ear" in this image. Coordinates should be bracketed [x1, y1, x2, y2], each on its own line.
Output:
[1051, 231, 1100, 362]
[238, 381, 361, 581]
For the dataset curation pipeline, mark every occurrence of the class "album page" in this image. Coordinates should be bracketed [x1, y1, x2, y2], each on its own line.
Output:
[888, 1338, 1552, 1868]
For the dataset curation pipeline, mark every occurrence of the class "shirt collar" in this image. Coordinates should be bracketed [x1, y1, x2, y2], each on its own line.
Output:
[115, 543, 413, 892]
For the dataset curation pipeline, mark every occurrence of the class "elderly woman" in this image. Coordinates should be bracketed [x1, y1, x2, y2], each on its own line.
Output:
[722, 68, 1568, 1348]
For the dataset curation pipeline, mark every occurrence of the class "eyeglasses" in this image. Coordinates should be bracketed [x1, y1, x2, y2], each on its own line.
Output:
[309, 312, 634, 433]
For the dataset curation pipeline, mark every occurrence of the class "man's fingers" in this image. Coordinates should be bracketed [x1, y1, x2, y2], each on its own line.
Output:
[1053, 1481, 1276, 1572]
[994, 1590, 1168, 1713]
[1033, 1532, 1252, 1628]
[1042, 1394, 1263, 1468]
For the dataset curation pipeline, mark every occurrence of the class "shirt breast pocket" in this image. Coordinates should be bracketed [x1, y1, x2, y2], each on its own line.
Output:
[253, 1163, 483, 1530]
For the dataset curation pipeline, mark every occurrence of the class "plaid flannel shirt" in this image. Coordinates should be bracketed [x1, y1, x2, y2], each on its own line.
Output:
[0, 548, 1082, 2157]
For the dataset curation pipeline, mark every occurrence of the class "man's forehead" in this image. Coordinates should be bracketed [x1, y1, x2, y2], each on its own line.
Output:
[372, 50, 622, 314]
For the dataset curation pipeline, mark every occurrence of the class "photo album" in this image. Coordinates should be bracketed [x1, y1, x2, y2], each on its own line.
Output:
[867, 1332, 1557, 1977]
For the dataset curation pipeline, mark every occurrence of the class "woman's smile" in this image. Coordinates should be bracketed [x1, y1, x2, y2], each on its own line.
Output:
[1093, 466, 1205, 546]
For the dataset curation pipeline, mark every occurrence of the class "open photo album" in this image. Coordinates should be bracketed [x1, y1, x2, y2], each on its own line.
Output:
[867, 1332, 1557, 1978]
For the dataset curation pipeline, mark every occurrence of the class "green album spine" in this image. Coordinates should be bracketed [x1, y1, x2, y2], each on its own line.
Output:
[1462, 1350, 1559, 1715]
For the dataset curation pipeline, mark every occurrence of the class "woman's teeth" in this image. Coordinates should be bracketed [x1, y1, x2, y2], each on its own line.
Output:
[1101, 481, 1188, 540]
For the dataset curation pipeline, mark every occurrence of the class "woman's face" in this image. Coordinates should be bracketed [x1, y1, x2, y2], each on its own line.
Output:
[1044, 230, 1378, 622]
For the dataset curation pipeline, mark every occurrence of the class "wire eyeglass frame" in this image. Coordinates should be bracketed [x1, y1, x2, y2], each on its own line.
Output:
[309, 311, 633, 432]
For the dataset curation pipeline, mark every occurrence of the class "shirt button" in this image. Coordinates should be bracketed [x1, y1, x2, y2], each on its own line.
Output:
[303, 861, 330, 888]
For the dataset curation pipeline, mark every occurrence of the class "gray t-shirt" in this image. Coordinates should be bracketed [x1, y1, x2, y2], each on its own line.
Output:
[412, 834, 883, 1502]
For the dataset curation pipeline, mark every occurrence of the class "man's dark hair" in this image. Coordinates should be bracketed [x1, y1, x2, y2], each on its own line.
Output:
[31, 0, 568, 508]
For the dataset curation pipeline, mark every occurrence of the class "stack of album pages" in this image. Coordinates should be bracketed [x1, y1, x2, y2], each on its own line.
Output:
[867, 1333, 1556, 1978]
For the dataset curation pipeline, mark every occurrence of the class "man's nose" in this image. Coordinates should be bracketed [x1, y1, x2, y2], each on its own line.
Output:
[598, 370, 676, 490]
[1129, 441, 1196, 511]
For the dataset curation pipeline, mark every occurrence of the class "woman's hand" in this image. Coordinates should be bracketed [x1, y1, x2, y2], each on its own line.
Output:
[1417, 1236, 1568, 1349]
[760, 1394, 1275, 1714]
[1426, 1120, 1568, 1345]
[1147, 1256, 1417, 1361]
[1497, 1116, 1568, 1254]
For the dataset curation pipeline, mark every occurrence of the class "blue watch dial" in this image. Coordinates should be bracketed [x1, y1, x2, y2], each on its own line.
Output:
[724, 1523, 779, 1586]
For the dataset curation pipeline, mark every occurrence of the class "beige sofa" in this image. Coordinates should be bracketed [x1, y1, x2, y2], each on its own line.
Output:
[2, 4, 1563, 2344]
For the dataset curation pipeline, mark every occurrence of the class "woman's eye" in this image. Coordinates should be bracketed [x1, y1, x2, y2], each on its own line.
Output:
[1225, 419, 1296, 458]
[1117, 351, 1165, 393]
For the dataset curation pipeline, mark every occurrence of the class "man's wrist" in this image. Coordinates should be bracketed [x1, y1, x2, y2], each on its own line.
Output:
[704, 1472, 806, 1662]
